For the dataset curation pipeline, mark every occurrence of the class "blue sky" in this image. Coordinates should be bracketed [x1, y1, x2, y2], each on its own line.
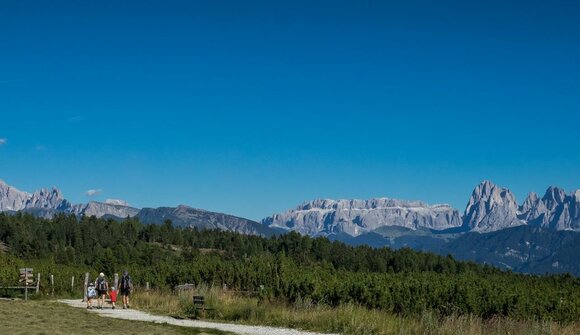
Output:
[1, 1, 579, 220]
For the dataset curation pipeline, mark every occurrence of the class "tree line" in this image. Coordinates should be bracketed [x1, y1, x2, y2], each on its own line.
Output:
[0, 212, 578, 322]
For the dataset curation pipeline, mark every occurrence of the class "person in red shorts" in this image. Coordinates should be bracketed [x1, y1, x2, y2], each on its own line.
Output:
[109, 286, 118, 309]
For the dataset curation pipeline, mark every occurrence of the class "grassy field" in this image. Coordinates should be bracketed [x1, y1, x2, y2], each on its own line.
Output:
[0, 299, 228, 335]
[132, 286, 580, 335]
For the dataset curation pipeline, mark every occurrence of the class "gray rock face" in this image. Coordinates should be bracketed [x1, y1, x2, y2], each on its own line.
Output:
[71, 201, 139, 218]
[0, 179, 30, 211]
[0, 180, 71, 212]
[263, 198, 463, 237]
[26, 188, 71, 211]
[462, 180, 524, 232]
[519, 187, 580, 231]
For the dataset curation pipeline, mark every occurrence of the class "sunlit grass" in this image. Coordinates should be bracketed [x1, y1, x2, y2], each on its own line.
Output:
[132, 286, 580, 335]
[0, 299, 228, 335]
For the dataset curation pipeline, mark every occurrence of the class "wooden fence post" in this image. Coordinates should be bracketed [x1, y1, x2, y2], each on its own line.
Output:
[50, 274, 54, 296]
[36, 272, 40, 294]
[71, 276, 75, 293]
[83, 273, 89, 302]
[114, 273, 119, 290]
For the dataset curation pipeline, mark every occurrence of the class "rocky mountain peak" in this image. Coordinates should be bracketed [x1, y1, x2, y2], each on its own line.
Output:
[520, 186, 580, 231]
[543, 186, 567, 209]
[520, 192, 540, 213]
[463, 180, 523, 232]
[0, 180, 31, 211]
[26, 187, 70, 210]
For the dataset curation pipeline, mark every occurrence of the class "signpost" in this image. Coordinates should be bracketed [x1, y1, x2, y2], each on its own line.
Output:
[19, 268, 33, 300]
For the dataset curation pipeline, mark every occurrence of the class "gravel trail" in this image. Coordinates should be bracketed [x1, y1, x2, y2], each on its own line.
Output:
[59, 299, 340, 335]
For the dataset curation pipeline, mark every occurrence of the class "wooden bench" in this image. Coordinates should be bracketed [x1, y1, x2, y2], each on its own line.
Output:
[192, 295, 217, 318]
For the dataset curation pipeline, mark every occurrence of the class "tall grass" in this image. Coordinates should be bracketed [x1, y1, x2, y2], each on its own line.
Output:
[132, 286, 579, 335]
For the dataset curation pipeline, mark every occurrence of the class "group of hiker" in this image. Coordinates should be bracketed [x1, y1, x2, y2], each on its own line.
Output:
[86, 270, 133, 310]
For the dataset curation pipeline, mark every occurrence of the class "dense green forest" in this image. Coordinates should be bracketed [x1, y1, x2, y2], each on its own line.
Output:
[0, 213, 578, 322]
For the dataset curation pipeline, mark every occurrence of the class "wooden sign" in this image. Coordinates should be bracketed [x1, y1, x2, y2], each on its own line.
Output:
[18, 267, 34, 301]
[19, 268, 34, 284]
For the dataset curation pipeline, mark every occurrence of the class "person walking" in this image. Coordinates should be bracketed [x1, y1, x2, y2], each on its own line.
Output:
[119, 270, 133, 309]
[109, 286, 118, 309]
[86, 282, 96, 309]
[95, 272, 109, 309]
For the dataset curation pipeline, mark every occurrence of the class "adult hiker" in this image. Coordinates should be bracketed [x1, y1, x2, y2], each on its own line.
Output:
[95, 272, 109, 310]
[119, 270, 133, 309]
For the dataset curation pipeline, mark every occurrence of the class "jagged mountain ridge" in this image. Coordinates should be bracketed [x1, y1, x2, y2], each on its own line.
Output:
[263, 181, 580, 236]
[0, 179, 271, 236]
[2, 179, 578, 237]
[519, 187, 580, 231]
[0, 179, 137, 218]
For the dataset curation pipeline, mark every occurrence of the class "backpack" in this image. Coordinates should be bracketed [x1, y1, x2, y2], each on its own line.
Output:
[120, 275, 132, 290]
[97, 278, 107, 291]
[87, 286, 96, 298]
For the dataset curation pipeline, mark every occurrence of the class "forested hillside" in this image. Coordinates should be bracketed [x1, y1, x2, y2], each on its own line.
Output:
[0, 213, 578, 322]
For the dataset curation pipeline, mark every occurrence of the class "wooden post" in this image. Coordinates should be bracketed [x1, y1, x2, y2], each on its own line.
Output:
[146, 282, 150, 290]
[36, 272, 40, 294]
[83, 273, 89, 302]
[19, 268, 33, 301]
[114, 273, 119, 290]
[71, 276, 75, 293]
[50, 275, 54, 296]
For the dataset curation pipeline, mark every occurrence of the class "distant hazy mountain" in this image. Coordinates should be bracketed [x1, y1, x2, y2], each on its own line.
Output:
[136, 205, 277, 236]
[330, 225, 580, 276]
[70, 201, 140, 218]
[0, 179, 272, 236]
[444, 225, 580, 275]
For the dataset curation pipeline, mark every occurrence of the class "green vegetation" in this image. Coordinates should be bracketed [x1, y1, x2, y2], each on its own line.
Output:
[133, 287, 580, 335]
[0, 212, 579, 333]
[0, 299, 227, 335]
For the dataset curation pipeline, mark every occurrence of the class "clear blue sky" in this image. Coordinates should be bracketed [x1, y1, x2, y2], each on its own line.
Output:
[1, 1, 579, 220]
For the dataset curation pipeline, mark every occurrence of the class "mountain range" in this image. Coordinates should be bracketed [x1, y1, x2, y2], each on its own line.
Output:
[1, 179, 579, 275]
[263, 180, 579, 234]
[0, 179, 269, 236]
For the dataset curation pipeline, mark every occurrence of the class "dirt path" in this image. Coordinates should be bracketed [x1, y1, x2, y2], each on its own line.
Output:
[59, 300, 340, 335]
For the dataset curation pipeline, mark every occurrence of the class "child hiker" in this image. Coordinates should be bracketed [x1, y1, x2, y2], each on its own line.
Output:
[109, 286, 118, 309]
[86, 282, 97, 309]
